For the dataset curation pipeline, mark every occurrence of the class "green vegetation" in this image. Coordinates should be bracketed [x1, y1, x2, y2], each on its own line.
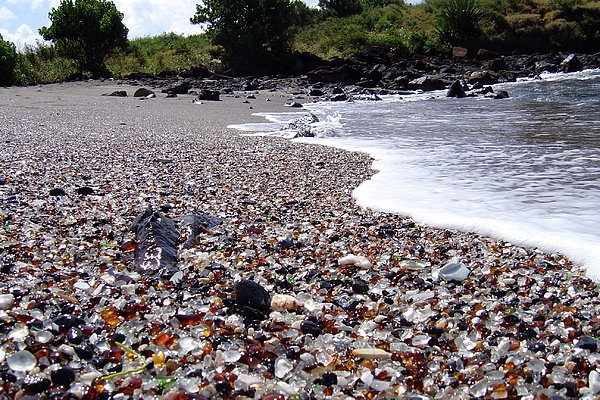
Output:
[39, 0, 129, 76]
[0, 34, 22, 86]
[2, 0, 599, 86]
[191, 0, 295, 73]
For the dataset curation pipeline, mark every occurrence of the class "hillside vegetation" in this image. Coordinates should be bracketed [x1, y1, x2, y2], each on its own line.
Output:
[5, 0, 600, 85]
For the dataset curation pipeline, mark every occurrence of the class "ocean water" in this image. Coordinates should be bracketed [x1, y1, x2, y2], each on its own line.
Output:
[230, 69, 600, 280]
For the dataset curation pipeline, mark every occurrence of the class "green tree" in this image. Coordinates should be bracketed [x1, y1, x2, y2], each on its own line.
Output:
[0, 35, 19, 85]
[191, 0, 294, 73]
[319, 0, 364, 17]
[39, 0, 128, 77]
[436, 0, 484, 46]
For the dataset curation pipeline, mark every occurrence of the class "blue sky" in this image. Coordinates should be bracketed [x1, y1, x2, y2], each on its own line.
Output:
[0, 0, 418, 50]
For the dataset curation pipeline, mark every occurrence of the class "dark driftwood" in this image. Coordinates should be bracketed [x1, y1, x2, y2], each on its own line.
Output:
[131, 207, 221, 279]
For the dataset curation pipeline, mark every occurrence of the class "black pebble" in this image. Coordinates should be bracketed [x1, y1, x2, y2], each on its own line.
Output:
[53, 315, 85, 330]
[320, 372, 338, 386]
[76, 186, 94, 196]
[577, 336, 598, 352]
[351, 279, 369, 294]
[300, 320, 323, 337]
[22, 375, 51, 394]
[49, 188, 66, 196]
[51, 366, 76, 387]
[234, 279, 270, 311]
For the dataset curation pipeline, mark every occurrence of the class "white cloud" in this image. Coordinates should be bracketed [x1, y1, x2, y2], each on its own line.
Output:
[112, 0, 203, 38]
[0, 6, 17, 23]
[0, 24, 43, 50]
[6, 0, 46, 11]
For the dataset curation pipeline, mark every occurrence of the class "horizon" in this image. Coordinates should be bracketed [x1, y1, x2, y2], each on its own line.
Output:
[0, 0, 421, 51]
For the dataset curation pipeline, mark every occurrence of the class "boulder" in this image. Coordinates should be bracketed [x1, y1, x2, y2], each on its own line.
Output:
[489, 58, 508, 72]
[162, 82, 192, 95]
[535, 60, 558, 74]
[468, 71, 499, 85]
[197, 89, 221, 101]
[408, 76, 447, 91]
[106, 90, 127, 97]
[133, 88, 155, 98]
[560, 54, 583, 73]
[306, 64, 362, 83]
[446, 80, 467, 98]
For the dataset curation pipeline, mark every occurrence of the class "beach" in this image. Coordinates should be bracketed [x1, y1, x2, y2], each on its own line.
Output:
[1, 80, 600, 399]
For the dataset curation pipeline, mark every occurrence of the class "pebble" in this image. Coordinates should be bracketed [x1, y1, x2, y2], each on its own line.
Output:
[2, 83, 599, 399]
[351, 348, 391, 359]
[338, 254, 371, 269]
[6, 350, 37, 372]
[439, 260, 471, 281]
[0, 293, 14, 310]
[234, 279, 271, 310]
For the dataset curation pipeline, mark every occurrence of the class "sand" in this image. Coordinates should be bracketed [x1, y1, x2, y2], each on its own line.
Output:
[1, 80, 600, 399]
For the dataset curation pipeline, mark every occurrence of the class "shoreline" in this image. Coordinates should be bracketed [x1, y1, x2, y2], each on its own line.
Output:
[1, 81, 600, 399]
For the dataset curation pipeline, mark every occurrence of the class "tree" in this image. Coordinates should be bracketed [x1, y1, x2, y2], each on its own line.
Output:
[318, 0, 364, 17]
[191, 0, 294, 73]
[39, 0, 128, 76]
[0, 34, 19, 86]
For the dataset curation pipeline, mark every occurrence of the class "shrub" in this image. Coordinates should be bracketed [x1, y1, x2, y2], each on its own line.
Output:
[39, 0, 129, 77]
[0, 35, 19, 86]
[435, 0, 485, 46]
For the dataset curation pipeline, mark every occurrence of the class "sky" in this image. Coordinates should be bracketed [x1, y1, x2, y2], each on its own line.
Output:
[0, 0, 418, 51]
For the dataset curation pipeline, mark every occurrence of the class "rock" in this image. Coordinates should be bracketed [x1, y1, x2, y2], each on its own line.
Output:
[494, 90, 510, 99]
[560, 54, 583, 73]
[535, 60, 558, 74]
[309, 88, 325, 97]
[408, 76, 447, 91]
[131, 207, 180, 278]
[49, 188, 66, 196]
[197, 90, 221, 101]
[446, 80, 467, 98]
[590, 370, 600, 394]
[285, 102, 303, 108]
[76, 186, 94, 196]
[163, 82, 192, 95]
[6, 350, 37, 371]
[166, 91, 177, 98]
[306, 64, 362, 83]
[271, 294, 304, 311]
[300, 319, 323, 336]
[351, 348, 391, 360]
[351, 279, 369, 294]
[22, 375, 52, 394]
[439, 261, 470, 281]
[338, 255, 371, 269]
[452, 47, 468, 58]
[0, 293, 15, 310]
[234, 279, 270, 311]
[106, 90, 127, 97]
[330, 93, 348, 102]
[576, 335, 598, 352]
[286, 113, 319, 138]
[133, 88, 155, 98]
[489, 58, 508, 72]
[386, 76, 409, 90]
[468, 71, 499, 85]
[51, 366, 76, 387]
